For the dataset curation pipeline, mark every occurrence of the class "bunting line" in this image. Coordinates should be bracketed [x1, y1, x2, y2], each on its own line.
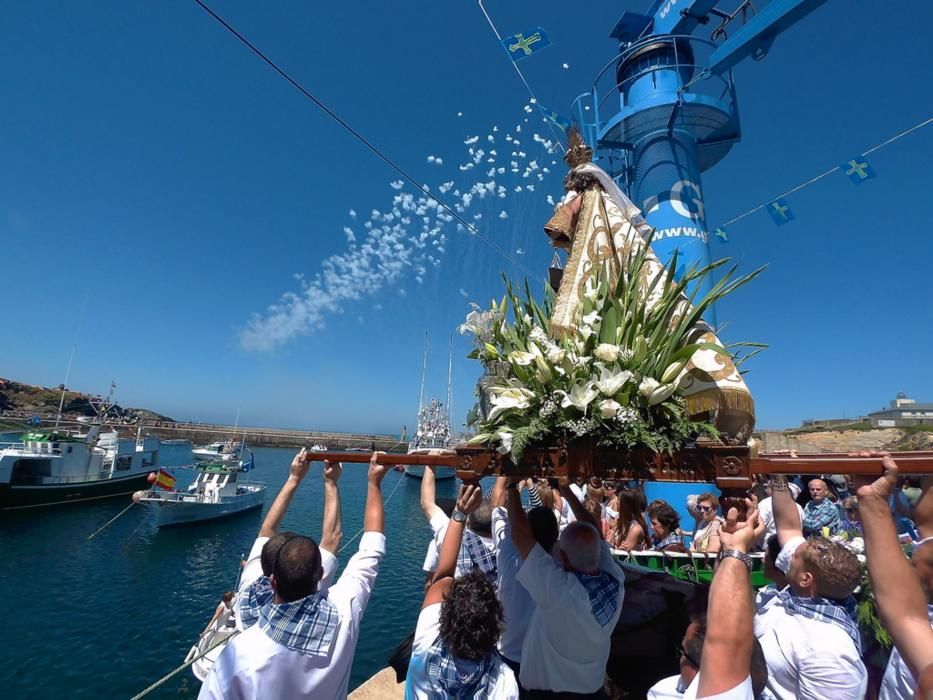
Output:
[716, 115, 933, 231]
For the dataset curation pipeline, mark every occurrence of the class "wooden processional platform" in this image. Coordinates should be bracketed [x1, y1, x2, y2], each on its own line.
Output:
[310, 442, 933, 500]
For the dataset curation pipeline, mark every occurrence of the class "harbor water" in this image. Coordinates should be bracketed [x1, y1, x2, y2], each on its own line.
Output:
[0, 442, 457, 698]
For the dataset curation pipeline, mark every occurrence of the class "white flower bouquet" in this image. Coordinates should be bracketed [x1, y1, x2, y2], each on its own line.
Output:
[461, 235, 763, 462]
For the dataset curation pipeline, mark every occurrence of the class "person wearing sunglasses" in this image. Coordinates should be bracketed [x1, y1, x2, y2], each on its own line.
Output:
[689, 493, 725, 554]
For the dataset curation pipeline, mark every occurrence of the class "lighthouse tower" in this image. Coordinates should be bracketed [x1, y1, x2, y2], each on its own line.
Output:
[571, 0, 830, 322]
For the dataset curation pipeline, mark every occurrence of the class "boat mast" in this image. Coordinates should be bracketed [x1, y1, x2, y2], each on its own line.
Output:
[446, 335, 453, 439]
[417, 332, 428, 413]
[55, 291, 89, 429]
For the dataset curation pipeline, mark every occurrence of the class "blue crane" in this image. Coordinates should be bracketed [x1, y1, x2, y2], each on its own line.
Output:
[571, 0, 829, 322]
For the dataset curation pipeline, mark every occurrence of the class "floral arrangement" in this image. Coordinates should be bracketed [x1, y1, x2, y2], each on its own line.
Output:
[461, 236, 763, 462]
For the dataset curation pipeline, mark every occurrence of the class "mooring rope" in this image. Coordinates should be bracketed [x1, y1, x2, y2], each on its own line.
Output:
[86, 502, 135, 540]
[128, 629, 240, 700]
[339, 471, 406, 554]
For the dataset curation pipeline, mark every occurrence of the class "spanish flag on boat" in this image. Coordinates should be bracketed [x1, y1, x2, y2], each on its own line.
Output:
[155, 469, 176, 491]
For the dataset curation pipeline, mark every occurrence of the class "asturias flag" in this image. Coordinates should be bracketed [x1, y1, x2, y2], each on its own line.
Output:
[501, 27, 552, 62]
[155, 468, 176, 491]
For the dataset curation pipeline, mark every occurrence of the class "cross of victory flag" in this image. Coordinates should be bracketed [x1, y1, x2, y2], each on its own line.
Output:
[501, 28, 552, 62]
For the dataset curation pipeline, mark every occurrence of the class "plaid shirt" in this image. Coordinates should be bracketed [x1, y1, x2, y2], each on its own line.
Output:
[457, 531, 498, 581]
[759, 586, 861, 652]
[425, 636, 495, 699]
[238, 575, 273, 630]
[573, 570, 621, 627]
[803, 498, 841, 535]
[257, 591, 340, 658]
[653, 531, 683, 550]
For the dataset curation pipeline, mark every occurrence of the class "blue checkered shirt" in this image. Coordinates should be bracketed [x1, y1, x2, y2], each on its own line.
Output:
[457, 531, 498, 582]
[425, 636, 495, 699]
[574, 570, 621, 627]
[653, 532, 683, 550]
[257, 591, 340, 658]
[238, 575, 273, 630]
[759, 586, 861, 652]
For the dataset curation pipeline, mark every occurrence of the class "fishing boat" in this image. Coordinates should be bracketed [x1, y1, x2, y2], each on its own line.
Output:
[185, 605, 238, 682]
[133, 449, 264, 527]
[191, 440, 241, 462]
[404, 335, 456, 480]
[0, 425, 160, 509]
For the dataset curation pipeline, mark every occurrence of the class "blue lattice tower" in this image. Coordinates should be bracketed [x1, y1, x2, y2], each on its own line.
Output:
[571, 0, 830, 323]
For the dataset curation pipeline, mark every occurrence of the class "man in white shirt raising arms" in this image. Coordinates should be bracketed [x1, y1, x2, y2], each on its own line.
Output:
[755, 474, 866, 700]
[200, 451, 390, 700]
[509, 475, 625, 698]
[235, 450, 343, 629]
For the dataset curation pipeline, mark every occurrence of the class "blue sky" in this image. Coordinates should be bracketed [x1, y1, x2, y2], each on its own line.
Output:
[1, 0, 931, 433]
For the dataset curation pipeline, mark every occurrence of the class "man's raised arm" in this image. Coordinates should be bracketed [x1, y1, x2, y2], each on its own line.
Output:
[508, 479, 536, 559]
[857, 455, 933, 682]
[697, 507, 759, 698]
[364, 451, 388, 534]
[420, 464, 443, 520]
[770, 475, 802, 547]
[259, 448, 311, 538]
[320, 460, 343, 553]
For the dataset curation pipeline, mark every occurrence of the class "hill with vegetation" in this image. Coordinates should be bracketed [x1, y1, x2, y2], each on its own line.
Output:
[0, 377, 173, 424]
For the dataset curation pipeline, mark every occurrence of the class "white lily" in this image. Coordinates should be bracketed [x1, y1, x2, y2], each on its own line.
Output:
[457, 310, 483, 335]
[557, 382, 599, 412]
[497, 430, 514, 455]
[594, 343, 620, 363]
[569, 353, 591, 368]
[507, 350, 536, 366]
[596, 366, 634, 397]
[639, 377, 661, 397]
[598, 399, 622, 419]
[546, 346, 566, 364]
[647, 382, 677, 405]
[487, 387, 535, 422]
[582, 311, 600, 328]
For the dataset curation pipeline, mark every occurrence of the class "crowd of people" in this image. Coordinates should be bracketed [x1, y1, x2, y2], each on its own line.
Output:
[195, 447, 933, 700]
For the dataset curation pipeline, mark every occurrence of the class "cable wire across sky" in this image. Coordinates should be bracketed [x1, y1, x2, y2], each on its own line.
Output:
[190, 0, 548, 286]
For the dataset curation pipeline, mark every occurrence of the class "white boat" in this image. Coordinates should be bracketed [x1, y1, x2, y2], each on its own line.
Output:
[134, 450, 265, 527]
[404, 335, 456, 480]
[192, 440, 241, 462]
[162, 438, 192, 446]
[185, 603, 238, 681]
[0, 382, 162, 509]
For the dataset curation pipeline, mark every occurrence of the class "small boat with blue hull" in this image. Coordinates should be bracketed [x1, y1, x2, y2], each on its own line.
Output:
[0, 427, 160, 510]
[135, 451, 265, 527]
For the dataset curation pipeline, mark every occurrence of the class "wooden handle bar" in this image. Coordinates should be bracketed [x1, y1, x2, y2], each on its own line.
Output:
[752, 453, 933, 475]
[305, 450, 459, 467]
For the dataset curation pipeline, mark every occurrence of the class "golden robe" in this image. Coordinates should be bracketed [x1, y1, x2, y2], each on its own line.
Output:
[545, 185, 755, 440]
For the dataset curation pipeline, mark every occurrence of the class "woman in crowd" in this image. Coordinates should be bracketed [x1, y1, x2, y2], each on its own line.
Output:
[608, 488, 649, 551]
[690, 492, 724, 554]
[648, 501, 687, 552]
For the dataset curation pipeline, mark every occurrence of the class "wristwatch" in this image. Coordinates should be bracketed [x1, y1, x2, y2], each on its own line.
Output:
[719, 548, 753, 570]
[451, 510, 468, 524]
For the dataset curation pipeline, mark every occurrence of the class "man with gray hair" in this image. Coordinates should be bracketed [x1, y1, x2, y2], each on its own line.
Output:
[507, 475, 625, 698]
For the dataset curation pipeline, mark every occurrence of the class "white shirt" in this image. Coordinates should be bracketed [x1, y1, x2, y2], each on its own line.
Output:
[491, 506, 535, 663]
[879, 607, 933, 700]
[649, 674, 754, 700]
[404, 603, 518, 700]
[516, 540, 625, 693]
[754, 567, 866, 700]
[569, 482, 587, 503]
[199, 531, 386, 700]
[235, 535, 338, 630]
[756, 497, 805, 547]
